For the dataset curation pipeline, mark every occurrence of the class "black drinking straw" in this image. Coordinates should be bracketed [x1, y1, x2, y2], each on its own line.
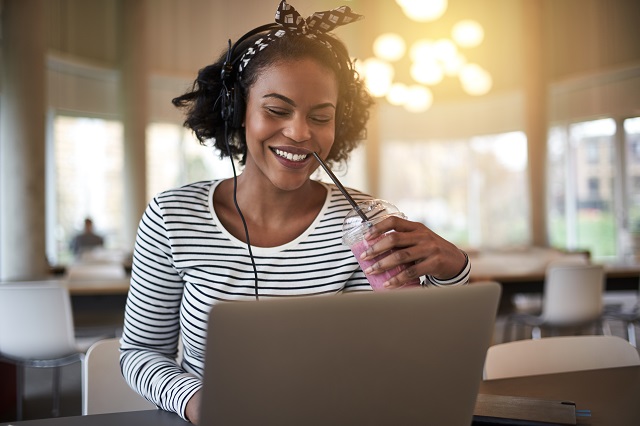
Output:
[312, 152, 369, 222]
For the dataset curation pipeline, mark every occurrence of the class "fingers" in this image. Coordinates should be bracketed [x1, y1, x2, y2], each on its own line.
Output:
[359, 216, 467, 286]
[360, 216, 427, 266]
[360, 229, 411, 262]
[359, 220, 426, 288]
[363, 215, 418, 240]
[381, 263, 422, 289]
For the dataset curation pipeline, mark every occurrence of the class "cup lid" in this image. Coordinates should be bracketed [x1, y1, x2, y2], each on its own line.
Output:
[342, 199, 404, 245]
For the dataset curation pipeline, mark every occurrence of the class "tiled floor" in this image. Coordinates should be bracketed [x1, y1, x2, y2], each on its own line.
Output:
[5, 292, 640, 422]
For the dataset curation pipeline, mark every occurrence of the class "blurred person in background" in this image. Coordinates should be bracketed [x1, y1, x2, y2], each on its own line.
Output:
[69, 217, 104, 258]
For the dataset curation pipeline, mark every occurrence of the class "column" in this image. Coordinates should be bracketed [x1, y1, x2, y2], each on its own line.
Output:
[362, 3, 381, 197]
[120, 0, 149, 250]
[523, 1, 548, 247]
[0, 0, 49, 280]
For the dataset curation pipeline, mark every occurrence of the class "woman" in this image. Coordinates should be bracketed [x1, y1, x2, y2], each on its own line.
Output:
[120, 1, 470, 424]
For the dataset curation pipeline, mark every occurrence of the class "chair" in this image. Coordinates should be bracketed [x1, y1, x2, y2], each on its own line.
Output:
[0, 280, 86, 419]
[601, 275, 640, 347]
[502, 263, 607, 341]
[483, 335, 640, 380]
[508, 254, 591, 315]
[82, 338, 156, 415]
[604, 304, 640, 347]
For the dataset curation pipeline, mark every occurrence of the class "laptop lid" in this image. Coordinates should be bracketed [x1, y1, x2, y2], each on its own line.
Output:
[200, 281, 501, 426]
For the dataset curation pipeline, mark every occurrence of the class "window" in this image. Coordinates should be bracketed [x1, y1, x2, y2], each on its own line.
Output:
[585, 139, 600, 164]
[547, 126, 569, 249]
[630, 138, 640, 161]
[632, 176, 640, 194]
[587, 177, 600, 199]
[146, 123, 234, 200]
[625, 117, 640, 255]
[52, 116, 124, 264]
[547, 118, 617, 260]
[379, 131, 529, 248]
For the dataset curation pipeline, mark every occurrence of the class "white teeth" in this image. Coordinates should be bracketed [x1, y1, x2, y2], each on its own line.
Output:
[274, 149, 308, 162]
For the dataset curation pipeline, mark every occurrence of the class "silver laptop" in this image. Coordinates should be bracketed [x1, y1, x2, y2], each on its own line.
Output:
[200, 281, 501, 426]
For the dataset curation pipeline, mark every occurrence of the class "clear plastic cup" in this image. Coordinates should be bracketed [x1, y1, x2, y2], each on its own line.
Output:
[342, 199, 421, 291]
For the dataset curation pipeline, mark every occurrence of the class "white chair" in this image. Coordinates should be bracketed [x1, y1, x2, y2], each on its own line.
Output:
[604, 305, 640, 347]
[82, 338, 156, 415]
[484, 335, 640, 380]
[502, 263, 607, 341]
[603, 279, 640, 347]
[0, 280, 87, 419]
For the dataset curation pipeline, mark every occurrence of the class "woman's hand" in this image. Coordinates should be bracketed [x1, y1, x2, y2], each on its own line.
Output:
[185, 390, 203, 425]
[359, 215, 467, 289]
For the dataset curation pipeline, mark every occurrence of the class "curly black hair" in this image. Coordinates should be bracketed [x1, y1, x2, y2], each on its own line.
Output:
[172, 28, 374, 168]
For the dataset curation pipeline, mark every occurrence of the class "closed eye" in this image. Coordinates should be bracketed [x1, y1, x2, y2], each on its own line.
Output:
[310, 115, 333, 124]
[266, 107, 290, 117]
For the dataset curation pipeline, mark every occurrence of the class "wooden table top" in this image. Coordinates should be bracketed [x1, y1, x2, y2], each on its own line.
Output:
[478, 366, 640, 426]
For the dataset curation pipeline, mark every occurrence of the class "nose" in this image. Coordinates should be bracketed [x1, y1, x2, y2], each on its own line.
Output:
[282, 115, 311, 143]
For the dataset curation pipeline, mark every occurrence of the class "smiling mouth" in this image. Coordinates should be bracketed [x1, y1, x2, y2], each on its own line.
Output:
[272, 148, 310, 162]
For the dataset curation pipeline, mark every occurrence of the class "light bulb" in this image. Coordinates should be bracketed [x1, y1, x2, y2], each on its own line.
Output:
[459, 63, 492, 96]
[396, 0, 448, 22]
[373, 33, 406, 62]
[452, 20, 485, 48]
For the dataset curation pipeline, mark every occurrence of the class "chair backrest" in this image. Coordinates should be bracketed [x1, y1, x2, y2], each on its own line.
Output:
[484, 335, 640, 380]
[0, 280, 77, 359]
[541, 263, 605, 324]
[82, 338, 156, 415]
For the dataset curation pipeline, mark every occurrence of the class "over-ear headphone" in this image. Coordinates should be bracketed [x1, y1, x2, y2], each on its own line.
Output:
[219, 23, 358, 140]
[220, 23, 279, 130]
[218, 23, 280, 301]
[217, 22, 360, 301]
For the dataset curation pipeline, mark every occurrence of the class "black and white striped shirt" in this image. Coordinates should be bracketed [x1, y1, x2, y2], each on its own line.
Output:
[120, 179, 470, 419]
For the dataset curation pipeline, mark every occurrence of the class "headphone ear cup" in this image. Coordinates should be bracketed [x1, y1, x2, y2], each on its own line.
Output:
[231, 81, 245, 129]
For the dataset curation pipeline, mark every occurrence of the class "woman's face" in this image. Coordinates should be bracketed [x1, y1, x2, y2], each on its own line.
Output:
[243, 57, 339, 192]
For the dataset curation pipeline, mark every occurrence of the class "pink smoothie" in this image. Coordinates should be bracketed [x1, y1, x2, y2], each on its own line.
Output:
[350, 237, 421, 291]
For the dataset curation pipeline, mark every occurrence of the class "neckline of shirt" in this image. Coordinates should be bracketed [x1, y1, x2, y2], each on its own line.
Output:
[207, 179, 332, 254]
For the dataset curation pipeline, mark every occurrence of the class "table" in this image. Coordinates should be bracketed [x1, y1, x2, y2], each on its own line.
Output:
[478, 365, 640, 426]
[470, 248, 640, 289]
[62, 248, 640, 297]
[66, 278, 130, 296]
[468, 248, 640, 312]
[3, 366, 638, 426]
[63, 262, 131, 296]
[66, 278, 130, 333]
[0, 409, 186, 426]
[61, 267, 131, 331]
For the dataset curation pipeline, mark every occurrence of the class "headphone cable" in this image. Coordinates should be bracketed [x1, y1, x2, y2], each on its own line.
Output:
[223, 125, 260, 300]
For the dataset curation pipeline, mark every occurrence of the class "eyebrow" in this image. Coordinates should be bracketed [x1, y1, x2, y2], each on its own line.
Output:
[263, 93, 336, 110]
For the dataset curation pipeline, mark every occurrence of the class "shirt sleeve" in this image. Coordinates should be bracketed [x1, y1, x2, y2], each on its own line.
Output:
[425, 250, 470, 287]
[119, 197, 202, 421]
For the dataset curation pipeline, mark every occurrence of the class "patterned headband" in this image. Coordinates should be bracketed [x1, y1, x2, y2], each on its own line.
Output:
[237, 0, 364, 78]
